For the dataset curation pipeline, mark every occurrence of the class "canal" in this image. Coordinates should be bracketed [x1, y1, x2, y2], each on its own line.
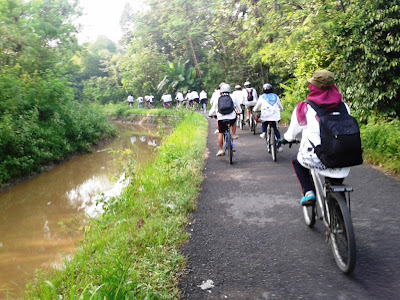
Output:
[0, 123, 162, 298]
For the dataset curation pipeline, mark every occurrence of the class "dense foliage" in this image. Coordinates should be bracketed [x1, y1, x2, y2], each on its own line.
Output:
[116, 0, 400, 121]
[0, 0, 115, 185]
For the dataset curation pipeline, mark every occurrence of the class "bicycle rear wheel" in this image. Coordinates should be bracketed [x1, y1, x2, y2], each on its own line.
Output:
[302, 203, 316, 228]
[227, 130, 233, 164]
[269, 125, 277, 162]
[328, 192, 356, 274]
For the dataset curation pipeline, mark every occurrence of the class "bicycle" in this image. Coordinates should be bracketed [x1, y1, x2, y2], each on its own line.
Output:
[237, 104, 245, 130]
[264, 121, 278, 162]
[249, 109, 257, 135]
[222, 120, 234, 165]
[284, 140, 357, 274]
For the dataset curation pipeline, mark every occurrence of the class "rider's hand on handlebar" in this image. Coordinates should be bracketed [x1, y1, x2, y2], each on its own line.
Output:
[278, 138, 299, 148]
[277, 138, 289, 145]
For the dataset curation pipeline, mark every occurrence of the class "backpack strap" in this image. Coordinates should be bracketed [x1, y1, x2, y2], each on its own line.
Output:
[306, 100, 347, 116]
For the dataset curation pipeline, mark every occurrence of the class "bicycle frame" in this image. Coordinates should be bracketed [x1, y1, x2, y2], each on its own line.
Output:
[310, 169, 330, 227]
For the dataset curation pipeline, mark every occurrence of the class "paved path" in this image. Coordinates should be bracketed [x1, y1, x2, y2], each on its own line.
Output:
[179, 115, 400, 299]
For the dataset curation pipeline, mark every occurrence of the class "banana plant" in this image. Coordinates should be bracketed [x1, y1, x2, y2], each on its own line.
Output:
[157, 59, 197, 93]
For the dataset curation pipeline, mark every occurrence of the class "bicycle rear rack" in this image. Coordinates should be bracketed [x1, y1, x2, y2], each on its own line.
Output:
[329, 185, 353, 193]
[329, 185, 353, 214]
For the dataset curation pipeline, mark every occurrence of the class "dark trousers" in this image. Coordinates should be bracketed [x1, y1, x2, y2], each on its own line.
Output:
[262, 121, 281, 146]
[291, 156, 344, 195]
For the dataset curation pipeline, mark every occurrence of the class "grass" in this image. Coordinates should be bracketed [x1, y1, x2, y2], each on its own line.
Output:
[360, 119, 400, 176]
[25, 109, 208, 299]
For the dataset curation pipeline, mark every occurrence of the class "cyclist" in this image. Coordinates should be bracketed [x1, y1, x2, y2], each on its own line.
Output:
[231, 85, 246, 128]
[243, 81, 258, 123]
[161, 92, 172, 108]
[279, 70, 350, 205]
[175, 90, 184, 107]
[127, 94, 134, 107]
[200, 89, 208, 113]
[253, 83, 284, 152]
[191, 90, 200, 108]
[137, 96, 144, 108]
[210, 84, 221, 107]
[149, 94, 155, 108]
[209, 83, 242, 156]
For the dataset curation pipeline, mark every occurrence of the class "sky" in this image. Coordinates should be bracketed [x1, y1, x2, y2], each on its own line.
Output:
[76, 0, 144, 44]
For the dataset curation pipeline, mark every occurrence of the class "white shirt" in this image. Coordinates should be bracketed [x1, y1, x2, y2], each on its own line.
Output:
[208, 93, 242, 120]
[244, 88, 258, 105]
[191, 90, 199, 99]
[231, 90, 246, 105]
[200, 90, 207, 100]
[162, 94, 172, 102]
[185, 92, 193, 101]
[137, 97, 144, 103]
[176, 92, 184, 101]
[127, 95, 134, 103]
[210, 89, 220, 106]
[284, 103, 351, 178]
[253, 93, 283, 122]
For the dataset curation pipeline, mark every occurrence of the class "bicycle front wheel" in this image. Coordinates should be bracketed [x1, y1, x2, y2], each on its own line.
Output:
[328, 192, 356, 274]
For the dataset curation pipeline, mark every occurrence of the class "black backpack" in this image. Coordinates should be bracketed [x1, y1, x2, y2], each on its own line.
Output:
[218, 94, 234, 115]
[306, 100, 363, 168]
[247, 88, 254, 101]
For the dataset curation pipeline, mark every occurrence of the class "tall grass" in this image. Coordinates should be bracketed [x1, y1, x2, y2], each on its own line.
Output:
[361, 119, 400, 175]
[26, 111, 208, 299]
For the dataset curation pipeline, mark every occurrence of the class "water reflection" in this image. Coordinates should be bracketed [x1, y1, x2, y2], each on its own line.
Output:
[0, 123, 161, 298]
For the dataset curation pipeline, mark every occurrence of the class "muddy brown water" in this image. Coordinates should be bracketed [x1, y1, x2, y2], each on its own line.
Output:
[0, 123, 162, 298]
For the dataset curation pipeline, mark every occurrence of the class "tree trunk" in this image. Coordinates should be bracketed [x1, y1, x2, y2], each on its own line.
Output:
[185, 1, 202, 78]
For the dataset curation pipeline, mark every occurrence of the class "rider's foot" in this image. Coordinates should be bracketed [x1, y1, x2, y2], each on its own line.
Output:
[277, 147, 283, 152]
[300, 191, 316, 206]
[246, 119, 249, 123]
[232, 135, 239, 139]
[259, 132, 266, 139]
[216, 150, 225, 156]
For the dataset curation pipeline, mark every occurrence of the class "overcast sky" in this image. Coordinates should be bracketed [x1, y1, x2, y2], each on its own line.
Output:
[76, 0, 144, 44]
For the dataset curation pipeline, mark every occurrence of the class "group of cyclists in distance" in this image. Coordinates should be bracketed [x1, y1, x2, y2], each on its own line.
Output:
[126, 89, 209, 111]
[208, 81, 284, 157]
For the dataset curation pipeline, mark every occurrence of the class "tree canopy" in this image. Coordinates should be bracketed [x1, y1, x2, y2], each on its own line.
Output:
[116, 0, 400, 120]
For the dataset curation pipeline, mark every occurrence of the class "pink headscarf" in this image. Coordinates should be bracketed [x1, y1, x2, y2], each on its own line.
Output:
[296, 83, 342, 125]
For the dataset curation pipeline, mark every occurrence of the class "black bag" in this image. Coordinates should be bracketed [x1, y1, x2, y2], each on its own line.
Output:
[306, 100, 363, 168]
[247, 89, 254, 101]
[218, 94, 234, 115]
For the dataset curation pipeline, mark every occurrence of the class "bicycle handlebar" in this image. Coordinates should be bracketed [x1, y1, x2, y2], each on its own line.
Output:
[278, 138, 300, 148]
